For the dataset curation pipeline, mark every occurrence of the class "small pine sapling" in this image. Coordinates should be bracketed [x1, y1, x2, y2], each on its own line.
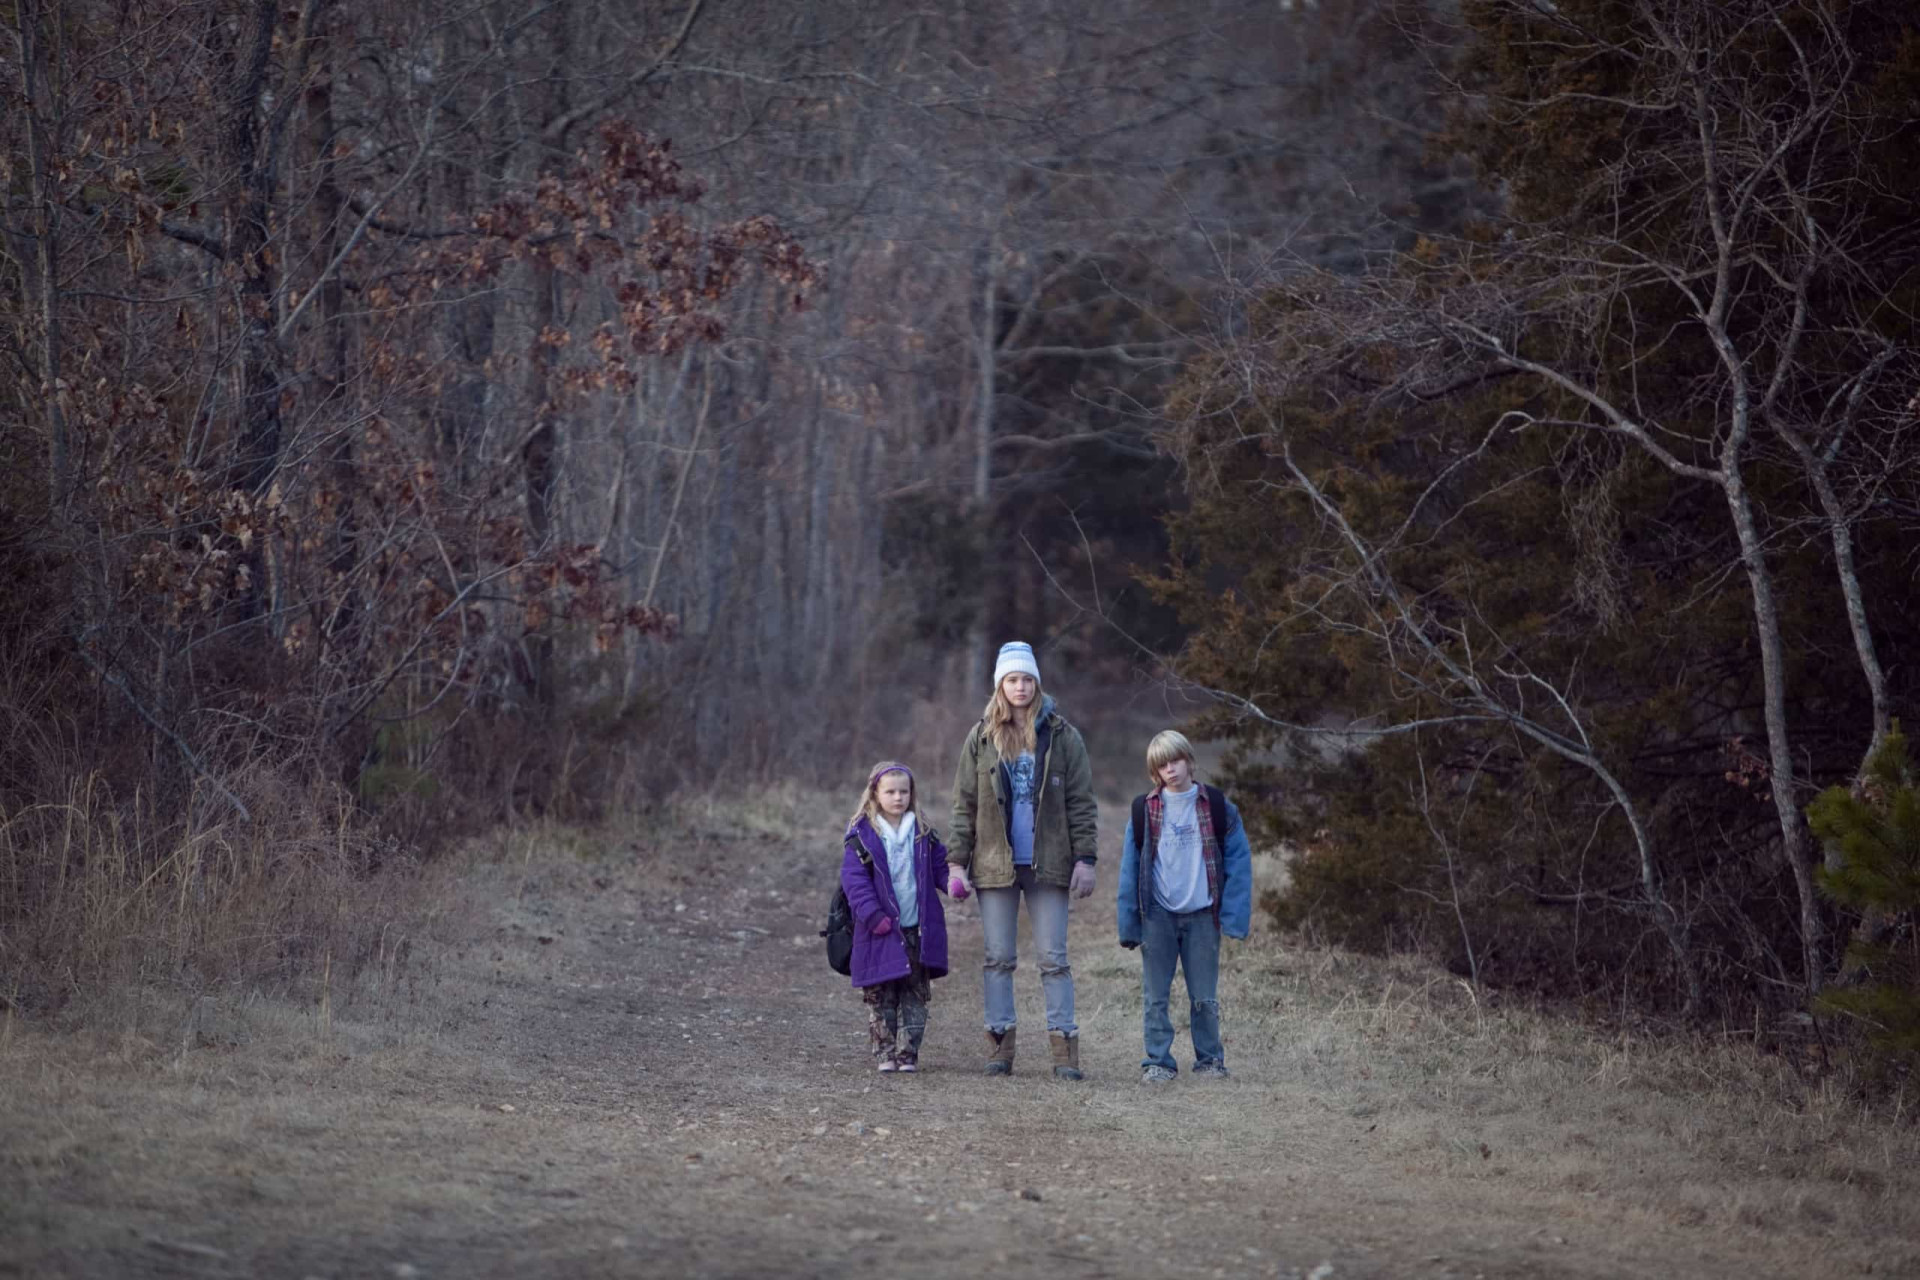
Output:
[1809, 724, 1920, 1068]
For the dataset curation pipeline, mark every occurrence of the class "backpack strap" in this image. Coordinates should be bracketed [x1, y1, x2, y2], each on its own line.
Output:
[846, 821, 875, 866]
[1132, 794, 1148, 849]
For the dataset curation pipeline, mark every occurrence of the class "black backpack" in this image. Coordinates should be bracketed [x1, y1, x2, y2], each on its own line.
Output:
[1132, 784, 1229, 856]
[821, 840, 874, 976]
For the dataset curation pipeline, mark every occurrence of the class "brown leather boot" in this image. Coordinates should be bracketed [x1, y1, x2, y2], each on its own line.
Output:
[985, 1027, 1016, 1076]
[1049, 1031, 1083, 1080]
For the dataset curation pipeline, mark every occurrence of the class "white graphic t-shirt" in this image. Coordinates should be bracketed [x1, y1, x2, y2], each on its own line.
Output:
[1152, 785, 1211, 913]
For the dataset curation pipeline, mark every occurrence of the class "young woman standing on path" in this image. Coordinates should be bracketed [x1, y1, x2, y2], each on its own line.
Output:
[946, 641, 1099, 1080]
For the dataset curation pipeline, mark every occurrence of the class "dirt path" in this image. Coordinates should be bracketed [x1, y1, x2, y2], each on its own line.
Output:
[3, 806, 1912, 1279]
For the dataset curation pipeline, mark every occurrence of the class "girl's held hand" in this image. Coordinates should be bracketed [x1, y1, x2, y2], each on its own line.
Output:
[948, 872, 971, 901]
[871, 916, 894, 936]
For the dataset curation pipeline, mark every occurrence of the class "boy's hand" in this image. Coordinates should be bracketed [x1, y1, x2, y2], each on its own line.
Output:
[1120, 940, 1139, 950]
[871, 916, 894, 936]
[1069, 861, 1096, 900]
[948, 871, 971, 901]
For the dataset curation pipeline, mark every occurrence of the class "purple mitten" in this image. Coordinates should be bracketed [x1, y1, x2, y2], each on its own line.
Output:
[1069, 861, 1097, 900]
[871, 916, 894, 936]
[948, 873, 971, 901]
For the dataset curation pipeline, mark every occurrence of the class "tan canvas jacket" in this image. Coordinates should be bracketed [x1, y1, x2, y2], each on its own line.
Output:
[947, 697, 1098, 889]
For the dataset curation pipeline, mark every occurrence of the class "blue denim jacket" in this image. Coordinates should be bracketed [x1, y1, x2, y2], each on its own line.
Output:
[1116, 790, 1254, 945]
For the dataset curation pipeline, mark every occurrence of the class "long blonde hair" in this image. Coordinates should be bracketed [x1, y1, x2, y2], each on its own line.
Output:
[851, 762, 920, 830]
[980, 680, 1042, 761]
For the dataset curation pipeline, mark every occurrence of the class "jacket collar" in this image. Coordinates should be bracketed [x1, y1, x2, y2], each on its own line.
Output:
[850, 813, 927, 858]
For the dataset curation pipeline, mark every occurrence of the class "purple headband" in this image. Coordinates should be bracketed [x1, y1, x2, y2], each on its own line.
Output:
[870, 763, 913, 787]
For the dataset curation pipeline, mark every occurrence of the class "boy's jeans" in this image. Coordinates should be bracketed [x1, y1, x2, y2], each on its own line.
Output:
[978, 867, 1076, 1035]
[1141, 900, 1223, 1072]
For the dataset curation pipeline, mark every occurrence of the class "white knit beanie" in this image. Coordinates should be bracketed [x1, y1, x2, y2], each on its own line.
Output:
[992, 641, 1041, 689]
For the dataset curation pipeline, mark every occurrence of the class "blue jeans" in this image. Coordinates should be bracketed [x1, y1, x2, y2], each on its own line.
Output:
[1141, 901, 1222, 1072]
[978, 867, 1076, 1035]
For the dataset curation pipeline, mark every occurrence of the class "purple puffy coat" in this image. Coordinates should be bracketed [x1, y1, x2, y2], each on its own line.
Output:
[841, 815, 950, 988]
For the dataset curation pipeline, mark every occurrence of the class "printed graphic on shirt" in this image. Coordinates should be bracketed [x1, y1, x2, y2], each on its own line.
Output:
[1008, 752, 1037, 806]
[1008, 751, 1038, 867]
[1164, 810, 1201, 862]
[1153, 790, 1212, 913]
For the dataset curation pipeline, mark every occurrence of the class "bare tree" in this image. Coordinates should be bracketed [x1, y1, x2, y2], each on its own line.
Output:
[1162, 342, 1703, 1008]
[1166, 0, 1919, 994]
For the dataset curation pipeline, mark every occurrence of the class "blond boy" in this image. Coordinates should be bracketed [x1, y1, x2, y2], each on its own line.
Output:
[1115, 731, 1253, 1082]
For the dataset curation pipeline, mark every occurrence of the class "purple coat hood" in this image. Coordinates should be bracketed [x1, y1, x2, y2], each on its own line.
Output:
[841, 814, 950, 987]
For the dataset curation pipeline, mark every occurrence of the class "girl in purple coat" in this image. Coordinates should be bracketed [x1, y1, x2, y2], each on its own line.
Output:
[842, 762, 952, 1073]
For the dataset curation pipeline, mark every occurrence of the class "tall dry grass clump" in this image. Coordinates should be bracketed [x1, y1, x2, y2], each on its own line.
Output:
[0, 746, 416, 1024]
[0, 530, 660, 1032]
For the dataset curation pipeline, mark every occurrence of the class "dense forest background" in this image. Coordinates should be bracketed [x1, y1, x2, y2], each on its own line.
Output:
[4, 0, 1917, 1046]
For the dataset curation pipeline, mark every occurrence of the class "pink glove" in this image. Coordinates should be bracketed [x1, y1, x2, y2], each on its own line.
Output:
[1069, 861, 1097, 900]
[871, 916, 894, 936]
[948, 871, 971, 901]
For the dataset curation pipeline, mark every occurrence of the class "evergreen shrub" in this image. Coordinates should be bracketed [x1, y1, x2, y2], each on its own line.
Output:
[1810, 725, 1920, 1068]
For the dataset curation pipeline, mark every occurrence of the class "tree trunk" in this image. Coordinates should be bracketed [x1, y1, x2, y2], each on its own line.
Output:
[515, 3, 581, 709]
[1721, 465, 1823, 991]
[306, 27, 361, 671]
[223, 0, 285, 500]
[16, 0, 68, 514]
[434, 12, 508, 492]
[799, 373, 829, 686]
[1809, 465, 1891, 811]
[521, 253, 558, 706]
[966, 237, 1000, 695]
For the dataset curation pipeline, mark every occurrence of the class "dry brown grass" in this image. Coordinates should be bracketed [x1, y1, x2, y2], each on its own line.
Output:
[4, 780, 1917, 1279]
[1058, 862, 1920, 1273]
[0, 762, 426, 1041]
[704, 778, 1920, 1268]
